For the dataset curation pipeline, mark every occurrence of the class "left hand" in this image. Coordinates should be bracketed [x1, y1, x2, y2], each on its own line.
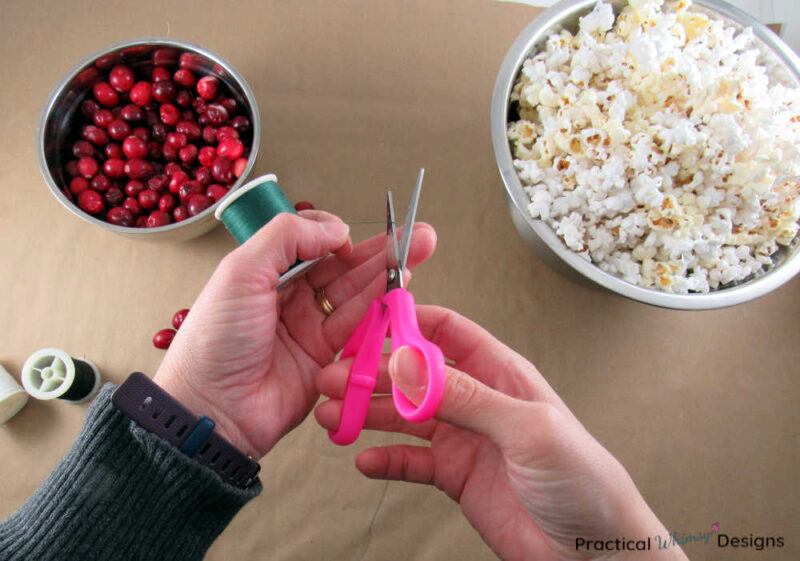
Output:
[154, 211, 437, 458]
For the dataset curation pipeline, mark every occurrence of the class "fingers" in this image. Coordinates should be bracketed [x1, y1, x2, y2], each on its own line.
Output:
[315, 356, 394, 398]
[315, 395, 437, 441]
[355, 446, 436, 485]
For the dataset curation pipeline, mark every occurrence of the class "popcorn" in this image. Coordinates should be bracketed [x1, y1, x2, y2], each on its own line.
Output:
[508, 0, 800, 293]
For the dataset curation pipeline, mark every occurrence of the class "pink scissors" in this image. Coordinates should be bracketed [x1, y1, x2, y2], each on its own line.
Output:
[329, 169, 445, 446]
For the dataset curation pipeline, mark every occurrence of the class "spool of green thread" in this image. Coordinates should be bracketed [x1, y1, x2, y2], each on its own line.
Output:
[214, 174, 321, 289]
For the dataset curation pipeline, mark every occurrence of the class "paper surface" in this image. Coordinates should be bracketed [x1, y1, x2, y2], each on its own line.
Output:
[0, 1, 798, 560]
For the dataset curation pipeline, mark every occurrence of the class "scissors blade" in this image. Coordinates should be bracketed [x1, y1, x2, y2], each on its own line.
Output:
[386, 191, 401, 289]
[397, 168, 424, 272]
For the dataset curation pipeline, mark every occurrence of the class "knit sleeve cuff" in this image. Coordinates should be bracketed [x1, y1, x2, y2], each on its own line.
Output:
[0, 383, 261, 561]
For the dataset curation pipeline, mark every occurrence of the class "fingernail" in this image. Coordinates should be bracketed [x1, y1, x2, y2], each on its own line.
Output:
[320, 220, 349, 239]
[389, 346, 428, 406]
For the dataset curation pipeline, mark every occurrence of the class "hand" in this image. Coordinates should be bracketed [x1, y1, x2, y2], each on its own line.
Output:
[154, 211, 436, 459]
[315, 306, 688, 561]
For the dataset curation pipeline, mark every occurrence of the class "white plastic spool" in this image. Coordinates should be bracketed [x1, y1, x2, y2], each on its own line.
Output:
[21, 348, 101, 403]
[0, 363, 29, 423]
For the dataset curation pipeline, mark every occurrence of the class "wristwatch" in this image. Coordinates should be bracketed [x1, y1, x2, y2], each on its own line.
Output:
[112, 372, 260, 488]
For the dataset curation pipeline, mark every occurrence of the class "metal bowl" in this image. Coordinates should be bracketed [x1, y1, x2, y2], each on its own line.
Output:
[38, 38, 260, 242]
[491, 0, 800, 309]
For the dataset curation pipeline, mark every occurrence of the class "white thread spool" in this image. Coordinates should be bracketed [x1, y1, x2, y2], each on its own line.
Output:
[0, 363, 29, 423]
[22, 348, 101, 403]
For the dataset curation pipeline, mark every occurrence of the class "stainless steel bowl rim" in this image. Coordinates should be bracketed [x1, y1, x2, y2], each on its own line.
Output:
[491, 0, 800, 310]
[37, 37, 261, 236]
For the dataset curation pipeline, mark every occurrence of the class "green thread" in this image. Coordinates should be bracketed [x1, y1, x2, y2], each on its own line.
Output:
[220, 179, 296, 244]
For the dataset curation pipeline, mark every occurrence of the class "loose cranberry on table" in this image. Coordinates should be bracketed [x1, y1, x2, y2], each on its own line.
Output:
[294, 201, 315, 211]
[172, 308, 190, 329]
[152, 328, 176, 350]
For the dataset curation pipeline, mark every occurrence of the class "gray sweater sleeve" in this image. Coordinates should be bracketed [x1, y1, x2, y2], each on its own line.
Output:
[0, 383, 262, 561]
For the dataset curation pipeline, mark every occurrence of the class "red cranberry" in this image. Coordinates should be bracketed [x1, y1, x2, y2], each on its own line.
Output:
[231, 115, 251, 133]
[187, 194, 212, 216]
[103, 158, 126, 178]
[147, 174, 169, 192]
[90, 174, 111, 192]
[151, 122, 168, 143]
[123, 197, 143, 216]
[160, 103, 180, 125]
[81, 99, 100, 119]
[124, 158, 153, 180]
[73, 140, 95, 158]
[233, 158, 248, 178]
[146, 210, 171, 227]
[159, 193, 177, 213]
[152, 48, 179, 68]
[70, 177, 90, 195]
[197, 112, 211, 126]
[122, 137, 147, 159]
[172, 308, 190, 329]
[216, 126, 239, 141]
[164, 162, 183, 176]
[130, 82, 153, 106]
[152, 80, 176, 103]
[111, 105, 124, 118]
[78, 190, 105, 214]
[104, 187, 125, 207]
[174, 69, 195, 88]
[211, 156, 233, 183]
[151, 67, 171, 82]
[169, 171, 190, 193]
[173, 205, 189, 222]
[198, 146, 216, 167]
[105, 143, 124, 159]
[206, 184, 228, 202]
[194, 166, 213, 185]
[66, 160, 80, 177]
[93, 109, 115, 128]
[94, 52, 122, 70]
[166, 132, 188, 149]
[125, 180, 145, 197]
[175, 120, 201, 140]
[107, 120, 131, 141]
[179, 144, 198, 163]
[205, 104, 229, 126]
[179, 52, 204, 69]
[221, 98, 238, 114]
[132, 127, 150, 141]
[162, 143, 179, 161]
[196, 76, 219, 101]
[120, 104, 145, 122]
[83, 125, 108, 146]
[153, 328, 176, 349]
[77, 156, 99, 179]
[109, 65, 135, 92]
[294, 201, 315, 211]
[179, 180, 204, 203]
[107, 206, 134, 226]
[93, 82, 119, 107]
[217, 138, 244, 160]
[193, 97, 207, 114]
[175, 89, 193, 107]
[135, 216, 148, 227]
[139, 189, 159, 210]
[202, 126, 217, 144]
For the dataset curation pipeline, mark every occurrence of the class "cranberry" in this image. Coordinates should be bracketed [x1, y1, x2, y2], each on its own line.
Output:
[160, 103, 180, 125]
[197, 112, 211, 126]
[231, 115, 251, 133]
[166, 132, 188, 149]
[73, 140, 95, 158]
[179, 52, 204, 69]
[216, 126, 239, 141]
[107, 206, 134, 226]
[152, 48, 179, 68]
[175, 120, 201, 140]
[107, 120, 131, 141]
[125, 180, 145, 198]
[90, 174, 111, 192]
[78, 190, 105, 214]
[130, 82, 153, 106]
[94, 52, 122, 70]
[124, 158, 153, 180]
[82, 125, 108, 146]
[294, 201, 315, 211]
[148, 141, 162, 160]
[198, 146, 216, 167]
[78, 156, 99, 178]
[93, 109, 114, 128]
[135, 215, 148, 227]
[104, 186, 125, 207]
[112, 105, 124, 117]
[187, 193, 212, 216]
[121, 137, 146, 159]
[196, 76, 219, 100]
[175, 89, 193, 107]
[132, 127, 150, 141]
[233, 158, 248, 178]
[151, 122, 168, 143]
[109, 65, 135, 92]
[66, 160, 80, 177]
[169, 171, 189, 193]
[179, 180, 204, 203]
[162, 143, 179, 161]
[172, 308, 190, 329]
[93, 82, 119, 107]
[70, 177, 90, 195]
[173, 69, 195, 88]
[145, 109, 160, 127]
[138, 189, 159, 210]
[211, 156, 233, 183]
[103, 158, 126, 178]
[159, 193, 177, 213]
[222, 98, 238, 114]
[193, 97, 207, 114]
[179, 144, 198, 163]
[146, 210, 171, 227]
[152, 67, 171, 82]
[202, 126, 217, 144]
[105, 143, 124, 159]
[152, 80, 176, 103]
[81, 99, 100, 119]
[147, 174, 169, 192]
[152, 328, 176, 349]
[123, 197, 143, 216]
[217, 138, 244, 160]
[206, 184, 228, 202]
[194, 166, 212, 185]
[119, 104, 145, 122]
[173, 205, 189, 222]
[164, 162, 183, 176]
[204, 103, 229, 126]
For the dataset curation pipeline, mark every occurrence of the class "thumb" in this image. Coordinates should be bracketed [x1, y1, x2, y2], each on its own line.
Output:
[389, 346, 525, 440]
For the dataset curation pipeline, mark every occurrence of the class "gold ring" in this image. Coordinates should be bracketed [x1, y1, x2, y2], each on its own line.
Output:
[316, 288, 335, 316]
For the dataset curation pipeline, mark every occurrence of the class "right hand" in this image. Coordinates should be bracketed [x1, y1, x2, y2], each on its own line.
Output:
[315, 306, 687, 561]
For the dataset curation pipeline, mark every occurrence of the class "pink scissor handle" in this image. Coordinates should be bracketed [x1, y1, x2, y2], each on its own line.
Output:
[383, 288, 445, 423]
[328, 300, 389, 446]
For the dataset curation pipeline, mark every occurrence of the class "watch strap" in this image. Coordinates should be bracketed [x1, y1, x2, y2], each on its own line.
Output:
[112, 372, 260, 488]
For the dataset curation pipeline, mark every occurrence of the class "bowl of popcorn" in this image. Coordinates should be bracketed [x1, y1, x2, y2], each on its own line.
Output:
[492, 0, 800, 309]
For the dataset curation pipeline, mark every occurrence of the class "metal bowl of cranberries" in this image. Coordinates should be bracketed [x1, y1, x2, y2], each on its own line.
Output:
[37, 38, 260, 241]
